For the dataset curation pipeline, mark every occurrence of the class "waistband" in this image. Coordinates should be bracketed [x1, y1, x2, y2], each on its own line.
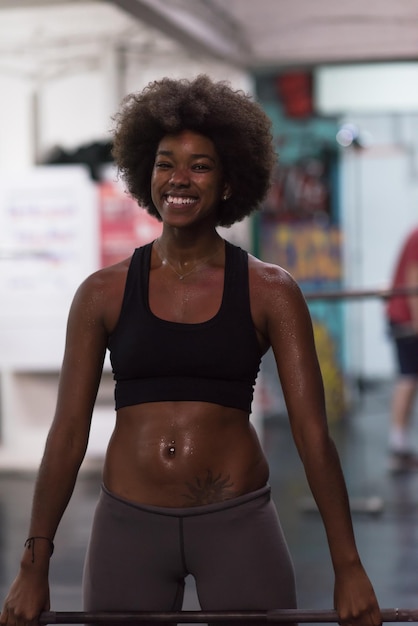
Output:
[101, 483, 270, 518]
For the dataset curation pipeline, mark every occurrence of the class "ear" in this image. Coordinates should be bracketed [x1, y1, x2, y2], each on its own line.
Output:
[222, 183, 232, 201]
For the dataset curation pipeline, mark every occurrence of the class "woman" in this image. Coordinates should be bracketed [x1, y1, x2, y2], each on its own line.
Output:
[385, 226, 418, 472]
[1, 75, 381, 626]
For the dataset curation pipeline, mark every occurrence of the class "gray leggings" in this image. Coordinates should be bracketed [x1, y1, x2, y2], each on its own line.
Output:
[82, 484, 297, 612]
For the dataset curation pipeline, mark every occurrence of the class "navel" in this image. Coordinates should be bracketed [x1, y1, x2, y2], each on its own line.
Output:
[167, 440, 176, 457]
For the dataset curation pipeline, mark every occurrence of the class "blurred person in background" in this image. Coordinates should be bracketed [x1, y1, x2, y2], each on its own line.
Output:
[1, 75, 381, 626]
[386, 226, 418, 472]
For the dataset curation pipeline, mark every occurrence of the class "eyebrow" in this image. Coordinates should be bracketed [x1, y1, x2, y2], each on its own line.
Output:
[156, 149, 217, 164]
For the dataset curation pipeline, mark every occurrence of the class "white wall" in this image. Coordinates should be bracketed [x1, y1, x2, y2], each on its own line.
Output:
[316, 63, 418, 114]
[339, 113, 418, 379]
[0, 166, 99, 369]
[0, 76, 34, 170]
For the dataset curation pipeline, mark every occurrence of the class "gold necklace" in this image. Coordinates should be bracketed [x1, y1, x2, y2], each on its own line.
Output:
[155, 239, 223, 280]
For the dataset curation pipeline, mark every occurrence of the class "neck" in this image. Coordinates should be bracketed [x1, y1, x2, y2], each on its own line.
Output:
[154, 236, 224, 280]
[158, 229, 222, 263]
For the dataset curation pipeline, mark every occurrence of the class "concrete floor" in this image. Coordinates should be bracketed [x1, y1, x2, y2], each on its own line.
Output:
[1, 380, 418, 624]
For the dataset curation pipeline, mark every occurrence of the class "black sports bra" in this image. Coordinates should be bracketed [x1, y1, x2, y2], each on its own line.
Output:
[108, 240, 262, 412]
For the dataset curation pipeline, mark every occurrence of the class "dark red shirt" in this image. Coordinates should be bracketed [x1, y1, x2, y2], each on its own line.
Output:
[387, 227, 418, 324]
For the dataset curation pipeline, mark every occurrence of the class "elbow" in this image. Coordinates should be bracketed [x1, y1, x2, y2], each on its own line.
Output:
[294, 425, 334, 467]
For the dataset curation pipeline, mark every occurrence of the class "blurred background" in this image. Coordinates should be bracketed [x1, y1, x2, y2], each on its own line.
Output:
[1, 0, 418, 618]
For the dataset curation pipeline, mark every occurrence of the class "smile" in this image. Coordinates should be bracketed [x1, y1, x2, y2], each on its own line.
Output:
[165, 195, 197, 206]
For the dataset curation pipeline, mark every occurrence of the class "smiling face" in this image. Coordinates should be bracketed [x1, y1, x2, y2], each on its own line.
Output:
[151, 130, 229, 229]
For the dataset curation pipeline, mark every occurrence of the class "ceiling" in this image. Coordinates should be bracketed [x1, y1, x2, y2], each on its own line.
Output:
[2, 0, 418, 82]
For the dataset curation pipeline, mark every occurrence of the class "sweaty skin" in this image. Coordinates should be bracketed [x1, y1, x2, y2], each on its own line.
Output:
[103, 242, 270, 507]
[0, 128, 381, 626]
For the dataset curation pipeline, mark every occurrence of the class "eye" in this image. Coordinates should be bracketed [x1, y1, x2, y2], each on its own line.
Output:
[192, 163, 211, 172]
[155, 161, 172, 170]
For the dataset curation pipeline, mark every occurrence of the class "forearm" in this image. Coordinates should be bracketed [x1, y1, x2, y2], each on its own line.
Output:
[1, 440, 84, 625]
[405, 265, 418, 330]
[299, 433, 361, 573]
[408, 296, 418, 331]
[24, 429, 87, 566]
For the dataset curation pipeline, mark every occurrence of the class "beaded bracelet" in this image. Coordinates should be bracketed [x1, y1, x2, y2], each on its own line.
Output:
[24, 536, 55, 563]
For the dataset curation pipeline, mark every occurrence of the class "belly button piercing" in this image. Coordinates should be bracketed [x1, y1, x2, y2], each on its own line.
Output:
[168, 441, 175, 456]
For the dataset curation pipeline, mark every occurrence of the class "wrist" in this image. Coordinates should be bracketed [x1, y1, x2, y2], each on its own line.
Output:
[20, 554, 50, 577]
[333, 554, 362, 576]
[21, 536, 54, 570]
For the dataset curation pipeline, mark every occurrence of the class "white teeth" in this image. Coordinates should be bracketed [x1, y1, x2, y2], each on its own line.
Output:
[166, 195, 195, 205]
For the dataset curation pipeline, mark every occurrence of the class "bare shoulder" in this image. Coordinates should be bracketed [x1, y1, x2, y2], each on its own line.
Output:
[247, 253, 304, 304]
[78, 256, 131, 296]
[70, 256, 132, 330]
[247, 252, 311, 346]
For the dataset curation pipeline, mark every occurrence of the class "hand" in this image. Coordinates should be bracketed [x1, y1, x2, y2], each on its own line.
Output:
[334, 562, 382, 626]
[0, 570, 50, 626]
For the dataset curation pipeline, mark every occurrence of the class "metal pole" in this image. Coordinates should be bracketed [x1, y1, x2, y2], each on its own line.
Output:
[304, 285, 418, 302]
[39, 608, 418, 624]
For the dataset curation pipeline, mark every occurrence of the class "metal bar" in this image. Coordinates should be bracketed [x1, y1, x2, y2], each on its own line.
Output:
[39, 608, 418, 624]
[304, 285, 418, 302]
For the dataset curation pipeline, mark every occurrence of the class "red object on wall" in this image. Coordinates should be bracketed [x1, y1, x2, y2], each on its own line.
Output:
[276, 71, 313, 118]
[99, 181, 162, 268]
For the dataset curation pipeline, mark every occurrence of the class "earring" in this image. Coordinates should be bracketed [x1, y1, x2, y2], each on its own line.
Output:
[223, 193, 229, 201]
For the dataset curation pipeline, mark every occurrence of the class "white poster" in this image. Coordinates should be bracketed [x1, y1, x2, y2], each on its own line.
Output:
[0, 165, 98, 368]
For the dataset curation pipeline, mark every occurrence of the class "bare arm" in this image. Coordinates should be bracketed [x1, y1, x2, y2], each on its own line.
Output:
[405, 262, 418, 331]
[256, 263, 381, 626]
[1, 273, 108, 626]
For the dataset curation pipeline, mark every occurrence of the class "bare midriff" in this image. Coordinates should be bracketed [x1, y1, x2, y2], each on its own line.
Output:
[102, 400, 269, 507]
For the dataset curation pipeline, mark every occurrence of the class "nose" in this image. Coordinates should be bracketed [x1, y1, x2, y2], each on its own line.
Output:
[169, 167, 190, 187]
